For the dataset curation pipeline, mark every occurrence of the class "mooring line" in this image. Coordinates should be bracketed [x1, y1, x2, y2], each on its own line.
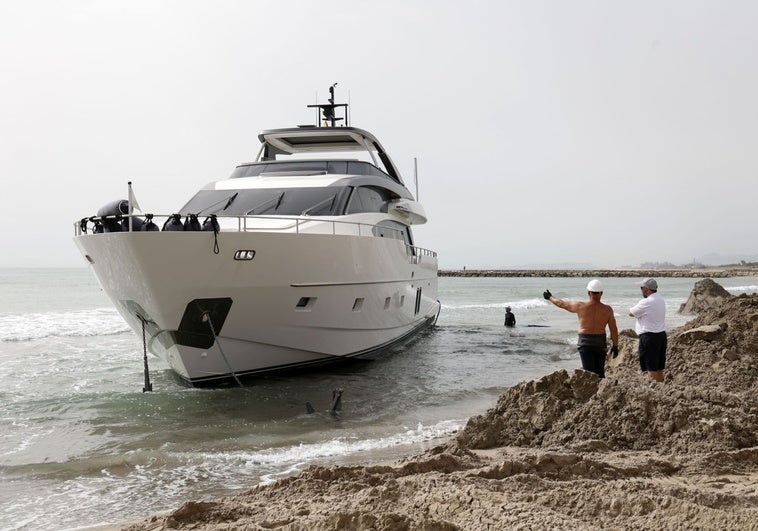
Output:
[202, 311, 244, 388]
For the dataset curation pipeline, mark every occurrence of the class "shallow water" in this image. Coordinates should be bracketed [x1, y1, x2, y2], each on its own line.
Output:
[0, 269, 756, 530]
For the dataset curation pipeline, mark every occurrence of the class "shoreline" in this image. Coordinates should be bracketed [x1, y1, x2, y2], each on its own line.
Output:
[440, 267, 758, 278]
[119, 281, 758, 530]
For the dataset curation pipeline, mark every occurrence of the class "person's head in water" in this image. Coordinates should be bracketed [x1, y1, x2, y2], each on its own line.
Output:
[586, 279, 603, 300]
[505, 306, 511, 312]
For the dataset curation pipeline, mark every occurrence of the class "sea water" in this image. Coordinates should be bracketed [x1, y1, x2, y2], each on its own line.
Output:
[0, 268, 756, 530]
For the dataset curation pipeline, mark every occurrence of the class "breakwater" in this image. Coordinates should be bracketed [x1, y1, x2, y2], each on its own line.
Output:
[440, 268, 758, 278]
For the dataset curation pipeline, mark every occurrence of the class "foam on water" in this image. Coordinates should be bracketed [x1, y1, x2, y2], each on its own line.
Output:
[1, 419, 463, 530]
[442, 298, 547, 311]
[725, 284, 758, 293]
[0, 308, 128, 342]
[223, 418, 462, 483]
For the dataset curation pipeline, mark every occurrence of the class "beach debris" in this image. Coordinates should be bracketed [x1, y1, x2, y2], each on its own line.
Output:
[305, 388, 344, 415]
[329, 388, 343, 414]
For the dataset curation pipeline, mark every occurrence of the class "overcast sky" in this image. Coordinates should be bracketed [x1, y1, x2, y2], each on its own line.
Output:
[1, 1, 756, 269]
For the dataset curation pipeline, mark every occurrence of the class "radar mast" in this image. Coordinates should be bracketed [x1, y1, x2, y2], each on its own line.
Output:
[307, 83, 349, 127]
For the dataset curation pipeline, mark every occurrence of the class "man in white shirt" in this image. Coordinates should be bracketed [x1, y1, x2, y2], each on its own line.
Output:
[629, 278, 667, 382]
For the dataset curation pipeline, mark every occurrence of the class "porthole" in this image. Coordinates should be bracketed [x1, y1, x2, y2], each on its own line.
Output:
[295, 297, 317, 311]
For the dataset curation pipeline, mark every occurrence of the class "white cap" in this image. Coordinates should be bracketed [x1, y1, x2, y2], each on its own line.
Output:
[586, 279, 604, 292]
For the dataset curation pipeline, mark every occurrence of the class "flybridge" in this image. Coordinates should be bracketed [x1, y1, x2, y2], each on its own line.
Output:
[255, 127, 404, 186]
[253, 84, 405, 185]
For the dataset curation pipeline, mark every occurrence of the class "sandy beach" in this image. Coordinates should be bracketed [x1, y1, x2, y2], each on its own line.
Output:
[120, 279, 758, 530]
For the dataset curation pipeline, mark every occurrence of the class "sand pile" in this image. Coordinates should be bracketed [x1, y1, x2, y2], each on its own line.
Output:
[458, 288, 758, 455]
[123, 281, 758, 530]
[679, 277, 733, 314]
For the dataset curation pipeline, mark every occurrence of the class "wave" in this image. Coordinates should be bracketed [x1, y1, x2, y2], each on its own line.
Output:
[442, 298, 546, 311]
[1, 419, 463, 492]
[0, 418, 464, 530]
[726, 285, 758, 293]
[0, 308, 130, 342]
[210, 419, 464, 484]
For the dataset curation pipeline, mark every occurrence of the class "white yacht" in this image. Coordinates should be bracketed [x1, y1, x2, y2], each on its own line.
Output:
[73, 88, 440, 386]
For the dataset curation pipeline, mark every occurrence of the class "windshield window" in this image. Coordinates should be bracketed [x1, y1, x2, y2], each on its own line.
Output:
[179, 187, 352, 217]
[230, 160, 389, 179]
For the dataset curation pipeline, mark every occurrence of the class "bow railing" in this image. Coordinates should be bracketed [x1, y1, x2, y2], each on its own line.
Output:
[73, 213, 437, 259]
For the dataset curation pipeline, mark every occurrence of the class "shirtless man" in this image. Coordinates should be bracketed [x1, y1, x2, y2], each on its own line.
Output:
[543, 279, 619, 378]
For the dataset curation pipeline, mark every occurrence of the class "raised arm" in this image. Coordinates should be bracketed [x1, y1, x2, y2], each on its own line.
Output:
[544, 290, 582, 313]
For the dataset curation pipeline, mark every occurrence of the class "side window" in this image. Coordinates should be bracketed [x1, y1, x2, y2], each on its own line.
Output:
[373, 220, 407, 241]
[361, 187, 386, 212]
[346, 186, 390, 214]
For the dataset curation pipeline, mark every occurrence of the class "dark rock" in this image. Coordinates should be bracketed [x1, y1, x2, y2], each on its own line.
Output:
[678, 325, 723, 343]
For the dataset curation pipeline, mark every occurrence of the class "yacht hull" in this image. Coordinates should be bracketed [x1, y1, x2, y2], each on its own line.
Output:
[74, 230, 439, 385]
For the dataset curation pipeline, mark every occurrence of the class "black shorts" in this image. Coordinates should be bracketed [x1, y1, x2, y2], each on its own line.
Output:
[577, 345, 606, 379]
[639, 331, 667, 372]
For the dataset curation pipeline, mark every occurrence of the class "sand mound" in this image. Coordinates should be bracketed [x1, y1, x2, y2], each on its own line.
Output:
[458, 292, 758, 455]
[679, 277, 733, 314]
[123, 283, 758, 531]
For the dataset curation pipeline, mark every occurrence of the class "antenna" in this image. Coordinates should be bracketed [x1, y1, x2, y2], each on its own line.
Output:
[307, 83, 349, 127]
[414, 158, 419, 200]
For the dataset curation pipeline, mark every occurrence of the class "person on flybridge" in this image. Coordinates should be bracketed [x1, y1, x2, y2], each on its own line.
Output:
[543, 279, 619, 379]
